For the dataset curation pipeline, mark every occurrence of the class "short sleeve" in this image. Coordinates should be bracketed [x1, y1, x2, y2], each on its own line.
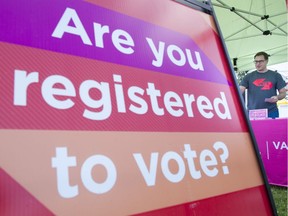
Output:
[240, 73, 249, 88]
[276, 73, 286, 90]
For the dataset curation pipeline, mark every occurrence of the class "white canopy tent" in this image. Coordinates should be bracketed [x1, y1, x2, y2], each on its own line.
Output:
[210, 0, 287, 74]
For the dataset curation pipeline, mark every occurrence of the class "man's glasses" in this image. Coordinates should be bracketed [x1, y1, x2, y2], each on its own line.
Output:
[254, 60, 266, 64]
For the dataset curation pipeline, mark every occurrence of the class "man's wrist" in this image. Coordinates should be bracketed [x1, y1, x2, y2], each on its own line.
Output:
[276, 95, 284, 101]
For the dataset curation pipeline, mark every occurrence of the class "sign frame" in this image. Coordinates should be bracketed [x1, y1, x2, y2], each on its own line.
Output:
[0, 0, 278, 215]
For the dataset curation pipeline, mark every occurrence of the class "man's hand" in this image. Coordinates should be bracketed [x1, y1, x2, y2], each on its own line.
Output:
[264, 96, 278, 103]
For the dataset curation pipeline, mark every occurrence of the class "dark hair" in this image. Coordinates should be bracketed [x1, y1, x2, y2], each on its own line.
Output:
[254, 51, 270, 60]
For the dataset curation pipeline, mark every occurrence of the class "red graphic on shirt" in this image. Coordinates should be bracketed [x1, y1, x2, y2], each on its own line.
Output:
[253, 79, 273, 90]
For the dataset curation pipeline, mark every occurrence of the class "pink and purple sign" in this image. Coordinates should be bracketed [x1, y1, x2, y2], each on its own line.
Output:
[251, 119, 288, 187]
[0, 0, 275, 215]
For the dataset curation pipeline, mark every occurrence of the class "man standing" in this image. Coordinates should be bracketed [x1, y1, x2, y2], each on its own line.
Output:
[239, 51, 286, 118]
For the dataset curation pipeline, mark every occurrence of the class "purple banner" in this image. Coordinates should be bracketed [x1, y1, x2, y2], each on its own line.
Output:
[251, 119, 288, 187]
[0, 0, 229, 85]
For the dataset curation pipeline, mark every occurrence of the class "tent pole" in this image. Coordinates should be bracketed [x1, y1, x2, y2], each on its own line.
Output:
[267, 20, 287, 35]
[262, 0, 268, 30]
[271, 32, 287, 36]
[225, 33, 265, 41]
[228, 11, 263, 32]
[215, 0, 264, 32]
[224, 19, 262, 40]
[212, 2, 263, 17]
[269, 11, 288, 18]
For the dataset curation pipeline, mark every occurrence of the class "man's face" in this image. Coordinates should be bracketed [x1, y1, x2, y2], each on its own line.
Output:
[254, 55, 268, 72]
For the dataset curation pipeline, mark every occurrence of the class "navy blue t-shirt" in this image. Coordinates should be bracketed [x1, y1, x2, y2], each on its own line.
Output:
[240, 70, 286, 112]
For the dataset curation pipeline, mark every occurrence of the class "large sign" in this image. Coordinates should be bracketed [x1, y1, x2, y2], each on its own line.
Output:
[0, 0, 275, 215]
[251, 119, 288, 187]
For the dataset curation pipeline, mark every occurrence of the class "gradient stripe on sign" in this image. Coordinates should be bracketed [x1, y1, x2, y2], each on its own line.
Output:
[0, 170, 272, 216]
[0, 130, 268, 215]
[0, 0, 229, 85]
[0, 42, 247, 132]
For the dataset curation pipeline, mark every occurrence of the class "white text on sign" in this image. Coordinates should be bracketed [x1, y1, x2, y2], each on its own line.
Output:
[51, 142, 230, 198]
[14, 70, 232, 121]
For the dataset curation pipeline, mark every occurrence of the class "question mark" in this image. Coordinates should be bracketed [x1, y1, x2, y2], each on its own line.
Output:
[213, 141, 229, 174]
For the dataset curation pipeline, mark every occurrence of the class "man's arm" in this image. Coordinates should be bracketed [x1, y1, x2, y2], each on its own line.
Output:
[239, 86, 246, 94]
[266, 87, 287, 103]
[277, 87, 287, 100]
